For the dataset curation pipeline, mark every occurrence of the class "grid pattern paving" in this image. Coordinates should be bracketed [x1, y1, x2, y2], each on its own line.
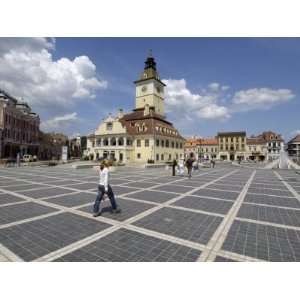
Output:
[0, 164, 299, 262]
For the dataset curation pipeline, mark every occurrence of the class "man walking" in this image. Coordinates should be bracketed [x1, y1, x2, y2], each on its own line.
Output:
[93, 161, 121, 217]
[186, 156, 194, 179]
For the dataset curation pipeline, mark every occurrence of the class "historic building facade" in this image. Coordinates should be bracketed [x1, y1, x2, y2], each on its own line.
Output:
[199, 137, 218, 160]
[217, 131, 246, 161]
[184, 136, 201, 160]
[246, 136, 267, 161]
[287, 134, 300, 162]
[0, 89, 40, 159]
[87, 54, 185, 164]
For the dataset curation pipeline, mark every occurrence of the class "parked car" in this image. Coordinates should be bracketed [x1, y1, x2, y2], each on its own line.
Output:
[23, 154, 33, 162]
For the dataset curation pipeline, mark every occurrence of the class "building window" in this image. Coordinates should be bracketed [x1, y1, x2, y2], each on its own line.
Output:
[145, 139, 149, 147]
[161, 140, 165, 147]
[166, 140, 169, 148]
[111, 137, 116, 146]
[169, 154, 172, 160]
[171, 141, 174, 148]
[137, 153, 141, 159]
[161, 154, 164, 160]
[156, 154, 159, 161]
[137, 139, 141, 147]
[118, 137, 124, 146]
[156, 139, 160, 147]
[106, 122, 113, 131]
[176, 142, 178, 148]
[127, 139, 132, 146]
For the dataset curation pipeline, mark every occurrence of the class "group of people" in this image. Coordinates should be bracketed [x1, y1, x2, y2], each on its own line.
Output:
[93, 156, 216, 217]
[172, 156, 197, 178]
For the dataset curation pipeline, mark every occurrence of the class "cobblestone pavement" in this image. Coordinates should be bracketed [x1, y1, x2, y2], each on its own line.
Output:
[0, 164, 299, 262]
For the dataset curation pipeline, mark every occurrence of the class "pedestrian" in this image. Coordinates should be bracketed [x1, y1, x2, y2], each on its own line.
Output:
[211, 158, 215, 168]
[93, 161, 121, 217]
[178, 158, 185, 176]
[16, 152, 20, 167]
[186, 156, 194, 179]
[172, 159, 177, 176]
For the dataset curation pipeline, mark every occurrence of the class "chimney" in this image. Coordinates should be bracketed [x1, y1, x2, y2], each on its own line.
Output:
[144, 104, 150, 116]
[118, 108, 124, 119]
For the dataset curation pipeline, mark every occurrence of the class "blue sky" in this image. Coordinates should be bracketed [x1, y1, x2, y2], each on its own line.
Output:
[0, 38, 299, 140]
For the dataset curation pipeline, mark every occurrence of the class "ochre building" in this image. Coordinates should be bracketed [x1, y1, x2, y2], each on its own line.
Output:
[87, 54, 185, 164]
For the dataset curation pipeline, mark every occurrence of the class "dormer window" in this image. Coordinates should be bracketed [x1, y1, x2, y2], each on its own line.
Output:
[106, 122, 113, 131]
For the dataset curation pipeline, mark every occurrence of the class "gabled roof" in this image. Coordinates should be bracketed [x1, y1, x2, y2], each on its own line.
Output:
[288, 134, 300, 144]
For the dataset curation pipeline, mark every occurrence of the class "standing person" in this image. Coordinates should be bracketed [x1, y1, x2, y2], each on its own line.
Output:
[211, 158, 215, 168]
[93, 161, 121, 217]
[178, 157, 185, 176]
[172, 159, 177, 176]
[186, 156, 194, 179]
[16, 152, 20, 167]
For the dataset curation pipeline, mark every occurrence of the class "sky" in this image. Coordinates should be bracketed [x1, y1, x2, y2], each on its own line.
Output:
[0, 37, 299, 140]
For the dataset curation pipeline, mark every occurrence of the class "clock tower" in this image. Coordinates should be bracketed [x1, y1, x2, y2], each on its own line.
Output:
[134, 51, 166, 116]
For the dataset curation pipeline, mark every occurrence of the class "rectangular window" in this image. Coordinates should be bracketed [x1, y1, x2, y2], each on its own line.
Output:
[169, 154, 172, 160]
[137, 139, 141, 147]
[166, 140, 169, 148]
[145, 139, 149, 147]
[156, 154, 159, 161]
[156, 139, 159, 147]
[106, 122, 113, 131]
[137, 153, 141, 159]
[171, 141, 174, 148]
[161, 154, 164, 160]
[161, 140, 165, 147]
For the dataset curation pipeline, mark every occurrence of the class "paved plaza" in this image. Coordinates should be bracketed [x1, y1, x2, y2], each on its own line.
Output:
[0, 164, 300, 262]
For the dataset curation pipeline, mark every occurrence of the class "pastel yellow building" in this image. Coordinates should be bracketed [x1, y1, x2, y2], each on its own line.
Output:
[87, 53, 185, 164]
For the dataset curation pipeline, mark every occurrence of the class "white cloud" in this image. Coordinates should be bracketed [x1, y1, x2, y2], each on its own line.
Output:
[0, 38, 107, 111]
[40, 112, 78, 131]
[232, 88, 295, 111]
[163, 79, 230, 121]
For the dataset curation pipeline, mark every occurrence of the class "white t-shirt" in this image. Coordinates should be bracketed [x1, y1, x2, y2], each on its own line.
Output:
[99, 167, 109, 191]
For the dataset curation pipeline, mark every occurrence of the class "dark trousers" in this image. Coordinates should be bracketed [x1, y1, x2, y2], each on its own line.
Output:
[93, 184, 117, 213]
[187, 167, 192, 178]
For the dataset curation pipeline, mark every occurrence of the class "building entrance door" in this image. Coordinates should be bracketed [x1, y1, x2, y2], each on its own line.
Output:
[119, 153, 123, 161]
[230, 154, 235, 161]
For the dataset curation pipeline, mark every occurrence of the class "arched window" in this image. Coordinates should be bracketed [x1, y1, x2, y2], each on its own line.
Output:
[118, 137, 124, 146]
[111, 137, 116, 146]
[96, 138, 101, 146]
[103, 138, 109, 146]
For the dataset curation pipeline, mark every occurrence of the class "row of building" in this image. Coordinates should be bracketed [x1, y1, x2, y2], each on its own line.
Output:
[1, 54, 299, 165]
[0, 89, 86, 161]
[184, 131, 285, 162]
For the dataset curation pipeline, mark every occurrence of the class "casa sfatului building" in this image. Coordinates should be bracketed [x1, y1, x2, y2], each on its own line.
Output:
[86, 53, 185, 164]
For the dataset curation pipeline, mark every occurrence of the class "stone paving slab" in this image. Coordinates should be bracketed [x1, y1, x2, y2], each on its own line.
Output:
[172, 195, 234, 215]
[127, 190, 178, 203]
[55, 228, 201, 262]
[152, 184, 192, 194]
[0, 193, 28, 205]
[43, 192, 94, 207]
[79, 198, 155, 221]
[122, 181, 159, 189]
[133, 207, 223, 245]
[192, 188, 240, 201]
[0, 212, 111, 261]
[244, 193, 300, 209]
[0, 202, 57, 225]
[214, 256, 238, 262]
[18, 187, 75, 199]
[64, 182, 97, 190]
[2, 184, 47, 191]
[247, 188, 293, 197]
[237, 203, 300, 227]
[222, 220, 300, 261]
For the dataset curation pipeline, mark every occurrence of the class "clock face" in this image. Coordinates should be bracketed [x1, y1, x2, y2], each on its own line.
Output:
[142, 86, 147, 92]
